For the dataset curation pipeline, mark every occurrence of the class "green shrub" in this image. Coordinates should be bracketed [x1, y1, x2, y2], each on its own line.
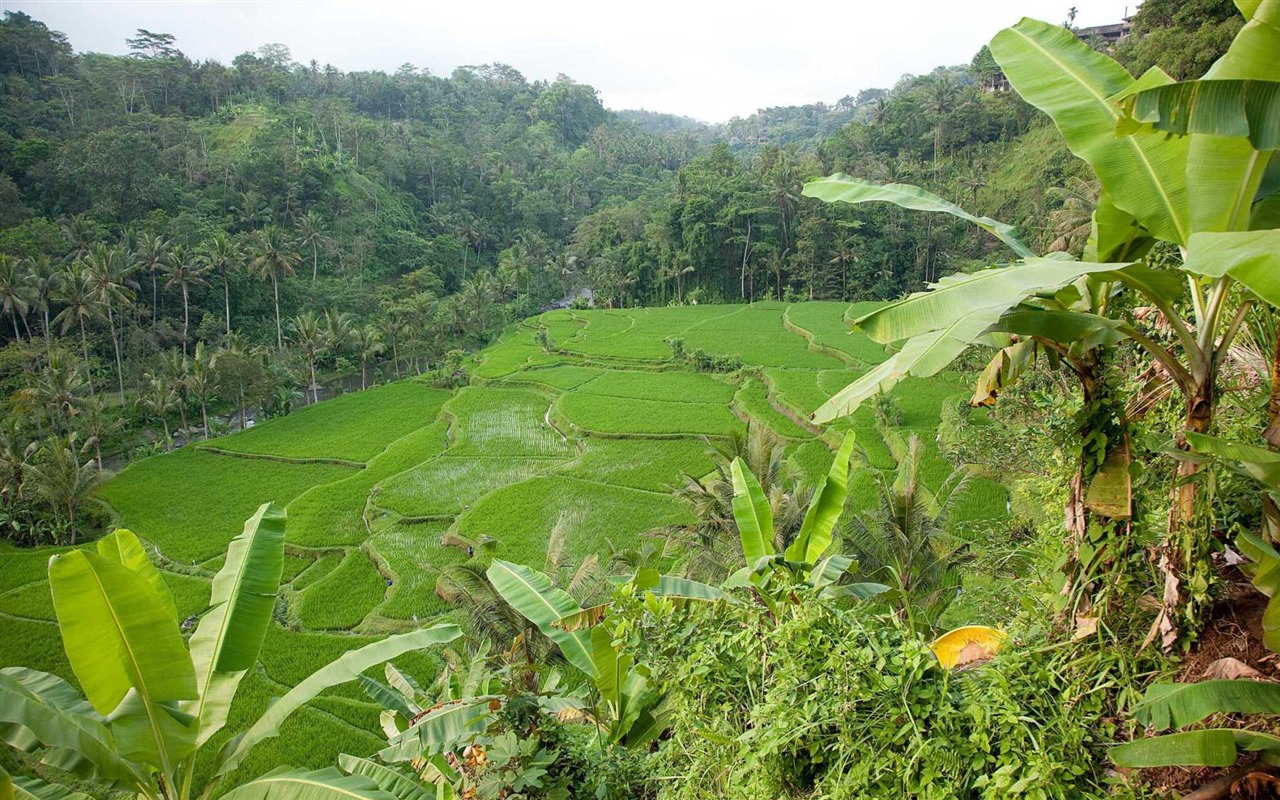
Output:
[633, 596, 1136, 800]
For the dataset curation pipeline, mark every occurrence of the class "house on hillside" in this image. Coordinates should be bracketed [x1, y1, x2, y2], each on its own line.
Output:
[981, 16, 1133, 93]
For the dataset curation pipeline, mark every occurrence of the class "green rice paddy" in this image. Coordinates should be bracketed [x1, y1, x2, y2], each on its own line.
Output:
[0, 301, 1017, 787]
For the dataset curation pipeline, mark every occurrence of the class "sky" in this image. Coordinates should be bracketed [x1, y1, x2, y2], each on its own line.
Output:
[2, 0, 1135, 123]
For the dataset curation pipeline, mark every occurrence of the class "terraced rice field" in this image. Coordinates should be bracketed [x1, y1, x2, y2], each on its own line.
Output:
[0, 301, 1015, 788]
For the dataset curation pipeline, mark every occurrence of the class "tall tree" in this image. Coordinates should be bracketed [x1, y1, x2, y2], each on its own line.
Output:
[249, 227, 300, 350]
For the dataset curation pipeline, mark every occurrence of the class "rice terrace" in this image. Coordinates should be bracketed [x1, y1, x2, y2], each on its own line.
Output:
[2, 301, 1013, 788]
[3, 1, 1279, 797]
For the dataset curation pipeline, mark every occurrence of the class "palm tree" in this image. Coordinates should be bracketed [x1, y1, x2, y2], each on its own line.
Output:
[58, 213, 96, 265]
[51, 266, 101, 394]
[323, 308, 356, 372]
[187, 341, 216, 439]
[662, 424, 806, 581]
[25, 434, 101, 545]
[161, 244, 211, 355]
[137, 376, 176, 443]
[461, 273, 494, 330]
[82, 243, 136, 402]
[159, 350, 191, 437]
[294, 210, 328, 282]
[351, 324, 383, 389]
[0, 254, 36, 340]
[547, 251, 577, 299]
[14, 350, 87, 437]
[290, 310, 324, 404]
[249, 227, 301, 350]
[922, 73, 958, 165]
[231, 189, 270, 231]
[24, 255, 58, 343]
[76, 394, 124, 470]
[381, 315, 408, 378]
[842, 434, 968, 632]
[135, 233, 171, 330]
[199, 233, 242, 336]
[1047, 177, 1100, 256]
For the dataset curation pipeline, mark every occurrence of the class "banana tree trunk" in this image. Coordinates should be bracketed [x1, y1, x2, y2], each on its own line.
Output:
[1150, 378, 1216, 651]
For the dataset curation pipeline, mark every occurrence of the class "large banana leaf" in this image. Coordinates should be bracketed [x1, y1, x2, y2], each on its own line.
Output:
[801, 176, 1034, 258]
[814, 308, 1004, 423]
[1120, 80, 1280, 151]
[990, 18, 1191, 245]
[851, 257, 1134, 345]
[785, 432, 855, 564]
[1084, 192, 1154, 263]
[1134, 680, 1280, 730]
[219, 766, 400, 799]
[1112, 728, 1280, 768]
[485, 560, 595, 677]
[730, 458, 773, 564]
[1236, 530, 1280, 651]
[217, 624, 461, 776]
[105, 688, 196, 768]
[95, 529, 177, 624]
[48, 549, 196, 716]
[186, 503, 286, 747]
[0, 669, 136, 783]
[379, 700, 493, 763]
[337, 754, 434, 800]
[1184, 230, 1280, 307]
[1, 770, 92, 800]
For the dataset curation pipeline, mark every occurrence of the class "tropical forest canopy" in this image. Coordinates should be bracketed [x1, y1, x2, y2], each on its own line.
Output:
[3, 1, 1280, 798]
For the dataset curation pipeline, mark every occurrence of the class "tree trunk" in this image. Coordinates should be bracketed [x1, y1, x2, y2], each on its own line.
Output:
[272, 273, 283, 350]
[108, 306, 125, 404]
[239, 386, 246, 431]
[311, 241, 318, 282]
[10, 312, 20, 342]
[78, 318, 94, 395]
[309, 356, 318, 405]
[200, 398, 209, 439]
[361, 358, 367, 390]
[224, 277, 231, 336]
[181, 284, 190, 356]
[1149, 378, 1215, 651]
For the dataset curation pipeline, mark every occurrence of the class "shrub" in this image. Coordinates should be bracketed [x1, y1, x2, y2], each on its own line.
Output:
[629, 594, 1137, 800]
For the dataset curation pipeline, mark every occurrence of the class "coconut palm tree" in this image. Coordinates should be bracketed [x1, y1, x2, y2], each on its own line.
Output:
[14, 350, 87, 437]
[24, 255, 58, 343]
[82, 243, 136, 402]
[77, 394, 124, 470]
[290, 310, 325, 404]
[137, 375, 176, 444]
[25, 433, 101, 545]
[249, 227, 301, 350]
[842, 434, 968, 632]
[159, 350, 191, 437]
[1046, 176, 1100, 256]
[351, 324, 383, 389]
[294, 210, 328, 282]
[662, 424, 807, 581]
[187, 341, 216, 439]
[323, 308, 356, 372]
[160, 244, 210, 355]
[51, 266, 101, 394]
[134, 233, 171, 330]
[0, 254, 36, 341]
[199, 233, 242, 336]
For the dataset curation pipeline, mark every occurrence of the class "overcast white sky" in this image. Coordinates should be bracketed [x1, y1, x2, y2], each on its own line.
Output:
[3, 1, 1134, 122]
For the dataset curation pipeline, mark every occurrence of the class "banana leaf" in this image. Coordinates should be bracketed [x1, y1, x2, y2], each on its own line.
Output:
[217, 624, 461, 776]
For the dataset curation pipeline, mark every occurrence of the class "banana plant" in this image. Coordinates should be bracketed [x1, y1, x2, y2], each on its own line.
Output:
[726, 430, 889, 604]
[804, 4, 1280, 645]
[1112, 680, 1280, 769]
[0, 503, 461, 800]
